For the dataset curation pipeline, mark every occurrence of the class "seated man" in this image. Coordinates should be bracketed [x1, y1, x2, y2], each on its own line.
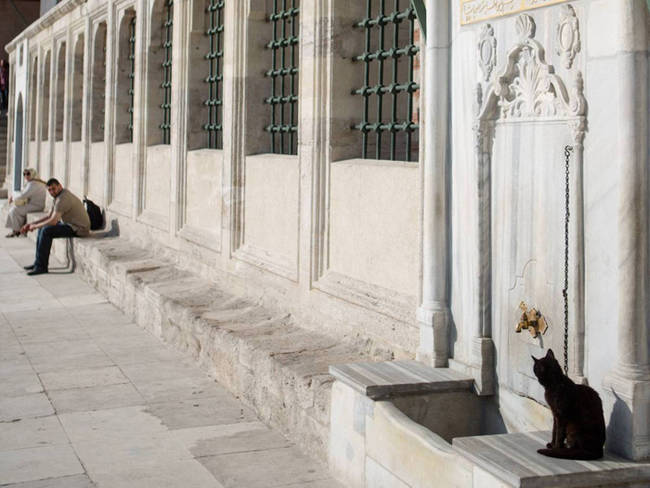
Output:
[21, 178, 90, 276]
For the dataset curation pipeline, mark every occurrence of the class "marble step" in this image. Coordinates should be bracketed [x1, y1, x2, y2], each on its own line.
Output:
[31, 232, 390, 461]
[330, 360, 474, 400]
[453, 430, 650, 488]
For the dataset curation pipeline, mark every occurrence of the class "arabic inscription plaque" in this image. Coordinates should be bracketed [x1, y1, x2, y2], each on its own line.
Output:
[461, 0, 568, 25]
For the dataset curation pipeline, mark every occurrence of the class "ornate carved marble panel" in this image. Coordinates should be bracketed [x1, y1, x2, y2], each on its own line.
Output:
[472, 13, 587, 401]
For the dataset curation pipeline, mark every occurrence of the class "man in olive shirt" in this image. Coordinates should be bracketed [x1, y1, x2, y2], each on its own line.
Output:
[21, 178, 90, 275]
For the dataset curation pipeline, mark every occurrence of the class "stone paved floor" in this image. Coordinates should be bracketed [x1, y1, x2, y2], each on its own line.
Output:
[0, 235, 343, 488]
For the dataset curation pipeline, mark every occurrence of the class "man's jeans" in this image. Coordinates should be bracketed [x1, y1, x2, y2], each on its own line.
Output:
[34, 223, 76, 270]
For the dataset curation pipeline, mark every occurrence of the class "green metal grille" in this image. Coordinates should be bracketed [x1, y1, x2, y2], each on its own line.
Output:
[264, 0, 299, 155]
[204, 0, 224, 149]
[127, 16, 136, 142]
[353, 0, 420, 161]
[160, 0, 173, 144]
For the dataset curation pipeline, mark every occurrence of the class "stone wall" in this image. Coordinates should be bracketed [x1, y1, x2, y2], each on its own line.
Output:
[4, 0, 425, 360]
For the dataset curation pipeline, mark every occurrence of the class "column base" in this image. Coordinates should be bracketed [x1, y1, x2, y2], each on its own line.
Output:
[603, 370, 650, 461]
[449, 337, 495, 396]
[416, 304, 450, 368]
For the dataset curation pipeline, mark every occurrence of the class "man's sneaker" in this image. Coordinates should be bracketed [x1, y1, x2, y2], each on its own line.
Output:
[26, 268, 47, 276]
[23, 264, 35, 270]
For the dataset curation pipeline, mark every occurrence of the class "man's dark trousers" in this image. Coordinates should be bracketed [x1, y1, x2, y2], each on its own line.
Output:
[34, 223, 76, 270]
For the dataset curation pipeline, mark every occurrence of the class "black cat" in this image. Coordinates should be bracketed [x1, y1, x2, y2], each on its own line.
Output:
[532, 349, 606, 460]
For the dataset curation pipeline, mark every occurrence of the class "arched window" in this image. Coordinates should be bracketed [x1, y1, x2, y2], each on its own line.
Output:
[116, 8, 136, 144]
[71, 34, 84, 142]
[91, 22, 107, 142]
[29, 55, 38, 141]
[54, 41, 66, 142]
[42, 50, 50, 141]
[147, 0, 173, 146]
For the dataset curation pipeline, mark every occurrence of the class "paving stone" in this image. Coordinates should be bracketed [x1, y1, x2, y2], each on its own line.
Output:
[282, 480, 346, 488]
[0, 372, 44, 397]
[0, 357, 35, 377]
[0, 474, 95, 488]
[30, 351, 114, 373]
[0, 415, 69, 451]
[14, 324, 91, 344]
[73, 433, 193, 474]
[0, 393, 54, 421]
[57, 293, 108, 307]
[145, 395, 257, 430]
[131, 375, 224, 404]
[173, 421, 291, 457]
[120, 360, 201, 384]
[0, 298, 66, 314]
[0, 344, 27, 361]
[22, 339, 103, 359]
[38, 365, 129, 391]
[58, 406, 167, 445]
[48, 382, 145, 414]
[104, 344, 187, 365]
[0, 445, 84, 485]
[200, 446, 331, 488]
[90, 460, 225, 488]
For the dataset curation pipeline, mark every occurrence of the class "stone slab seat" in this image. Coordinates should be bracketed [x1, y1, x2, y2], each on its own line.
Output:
[453, 431, 650, 488]
[30, 234, 382, 460]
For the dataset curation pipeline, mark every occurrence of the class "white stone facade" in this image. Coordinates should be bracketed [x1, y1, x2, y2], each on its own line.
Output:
[4, 0, 650, 465]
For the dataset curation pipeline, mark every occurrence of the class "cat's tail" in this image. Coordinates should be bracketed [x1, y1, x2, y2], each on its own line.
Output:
[537, 447, 603, 460]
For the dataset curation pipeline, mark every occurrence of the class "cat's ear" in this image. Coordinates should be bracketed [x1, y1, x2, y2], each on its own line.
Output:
[531, 355, 538, 363]
[546, 349, 555, 360]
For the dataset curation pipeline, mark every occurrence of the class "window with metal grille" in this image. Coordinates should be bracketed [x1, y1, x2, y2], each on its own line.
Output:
[54, 41, 66, 142]
[128, 15, 136, 142]
[71, 34, 84, 142]
[29, 55, 38, 141]
[352, 0, 420, 162]
[160, 0, 173, 144]
[91, 23, 107, 143]
[204, 0, 224, 149]
[42, 51, 50, 141]
[264, 0, 299, 155]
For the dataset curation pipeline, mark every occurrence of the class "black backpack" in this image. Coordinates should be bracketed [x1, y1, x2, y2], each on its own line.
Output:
[83, 197, 104, 231]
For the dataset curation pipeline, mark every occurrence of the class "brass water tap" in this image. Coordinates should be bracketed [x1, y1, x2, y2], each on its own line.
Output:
[515, 301, 547, 338]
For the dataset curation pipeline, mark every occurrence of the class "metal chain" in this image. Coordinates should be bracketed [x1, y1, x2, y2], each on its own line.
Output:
[562, 145, 573, 375]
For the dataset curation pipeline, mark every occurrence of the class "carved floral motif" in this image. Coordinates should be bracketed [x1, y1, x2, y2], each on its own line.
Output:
[478, 24, 497, 82]
[477, 14, 585, 121]
[555, 4, 580, 69]
[515, 13, 536, 39]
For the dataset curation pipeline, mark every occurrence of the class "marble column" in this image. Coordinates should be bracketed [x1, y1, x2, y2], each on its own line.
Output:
[81, 18, 92, 198]
[169, 0, 190, 237]
[603, 0, 650, 461]
[416, 0, 451, 368]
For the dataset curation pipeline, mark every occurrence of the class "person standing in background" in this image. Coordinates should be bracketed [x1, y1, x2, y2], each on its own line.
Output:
[0, 59, 9, 112]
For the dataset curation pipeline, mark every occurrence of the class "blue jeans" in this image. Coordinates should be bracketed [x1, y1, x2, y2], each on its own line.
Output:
[34, 223, 76, 270]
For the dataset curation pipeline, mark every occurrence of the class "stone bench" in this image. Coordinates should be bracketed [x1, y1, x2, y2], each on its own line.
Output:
[22, 232, 387, 460]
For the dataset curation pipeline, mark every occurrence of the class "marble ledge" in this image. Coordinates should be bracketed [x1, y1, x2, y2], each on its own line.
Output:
[329, 359, 474, 400]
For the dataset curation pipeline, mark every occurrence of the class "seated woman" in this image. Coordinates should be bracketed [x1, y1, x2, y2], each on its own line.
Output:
[5, 168, 47, 237]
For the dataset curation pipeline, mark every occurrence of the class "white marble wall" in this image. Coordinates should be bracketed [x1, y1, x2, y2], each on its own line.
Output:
[4, 0, 649, 461]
